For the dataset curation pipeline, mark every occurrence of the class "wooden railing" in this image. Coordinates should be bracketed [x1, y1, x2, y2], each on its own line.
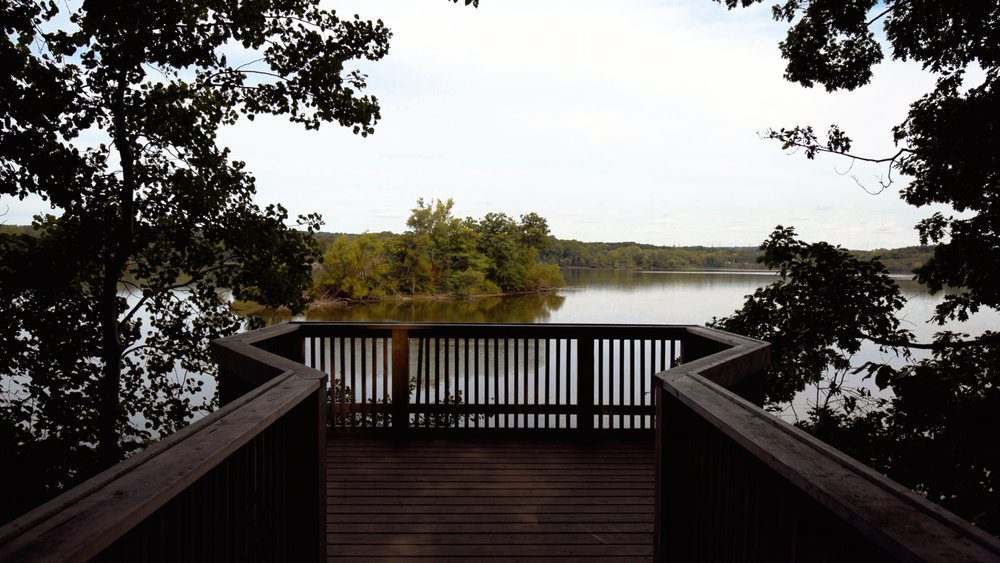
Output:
[0, 324, 327, 562]
[297, 323, 686, 434]
[3, 321, 999, 562]
[654, 327, 1000, 562]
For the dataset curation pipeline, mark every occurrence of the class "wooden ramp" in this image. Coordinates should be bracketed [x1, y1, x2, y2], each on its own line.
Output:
[327, 435, 655, 561]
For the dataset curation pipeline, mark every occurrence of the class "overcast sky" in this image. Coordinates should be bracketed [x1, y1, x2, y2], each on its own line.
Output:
[5, 0, 944, 249]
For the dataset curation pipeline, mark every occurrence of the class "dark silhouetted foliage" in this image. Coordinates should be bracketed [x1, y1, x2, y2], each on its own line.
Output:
[713, 0, 1000, 534]
[0, 0, 474, 524]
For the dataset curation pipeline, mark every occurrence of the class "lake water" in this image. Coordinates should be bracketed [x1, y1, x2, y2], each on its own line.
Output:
[288, 268, 995, 338]
[279, 268, 999, 420]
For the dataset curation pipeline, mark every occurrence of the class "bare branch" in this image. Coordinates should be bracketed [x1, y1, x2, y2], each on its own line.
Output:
[867, 4, 897, 26]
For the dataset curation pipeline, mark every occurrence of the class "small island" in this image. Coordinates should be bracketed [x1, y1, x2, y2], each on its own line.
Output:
[310, 198, 564, 302]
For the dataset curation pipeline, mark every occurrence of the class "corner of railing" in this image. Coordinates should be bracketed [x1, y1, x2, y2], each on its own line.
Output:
[654, 326, 1000, 562]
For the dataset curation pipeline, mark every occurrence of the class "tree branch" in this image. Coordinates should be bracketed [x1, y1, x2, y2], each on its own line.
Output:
[860, 331, 1000, 350]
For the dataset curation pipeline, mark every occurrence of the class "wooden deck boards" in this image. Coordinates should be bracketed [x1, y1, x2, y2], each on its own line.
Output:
[327, 434, 655, 561]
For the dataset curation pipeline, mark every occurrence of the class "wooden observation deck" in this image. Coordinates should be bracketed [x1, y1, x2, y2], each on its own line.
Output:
[1, 323, 999, 562]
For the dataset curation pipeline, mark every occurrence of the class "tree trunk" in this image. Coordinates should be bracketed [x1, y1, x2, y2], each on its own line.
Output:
[96, 78, 137, 467]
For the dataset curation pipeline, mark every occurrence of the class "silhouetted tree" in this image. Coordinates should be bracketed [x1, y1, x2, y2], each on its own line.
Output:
[0, 0, 474, 523]
[712, 1, 1000, 533]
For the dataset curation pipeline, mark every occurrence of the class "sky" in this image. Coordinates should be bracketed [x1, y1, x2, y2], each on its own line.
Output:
[5, 0, 944, 249]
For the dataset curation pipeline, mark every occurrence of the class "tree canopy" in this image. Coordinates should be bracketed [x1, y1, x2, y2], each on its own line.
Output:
[0, 0, 472, 524]
[314, 199, 564, 299]
[712, 0, 1000, 533]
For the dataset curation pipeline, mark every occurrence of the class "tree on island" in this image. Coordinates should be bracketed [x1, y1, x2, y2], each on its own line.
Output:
[0, 0, 474, 523]
[710, 1, 1000, 533]
[314, 198, 564, 299]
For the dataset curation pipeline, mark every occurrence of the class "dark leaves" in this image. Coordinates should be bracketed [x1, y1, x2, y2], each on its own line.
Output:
[710, 226, 909, 404]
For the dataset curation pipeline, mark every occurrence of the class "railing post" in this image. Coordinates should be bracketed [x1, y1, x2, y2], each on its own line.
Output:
[680, 331, 725, 364]
[391, 329, 410, 433]
[286, 379, 328, 562]
[576, 337, 595, 438]
[654, 381, 690, 562]
[217, 366, 252, 406]
[730, 368, 765, 406]
[275, 331, 305, 364]
[654, 383, 664, 561]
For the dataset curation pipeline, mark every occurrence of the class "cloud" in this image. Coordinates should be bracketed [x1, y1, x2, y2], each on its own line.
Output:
[3, 0, 939, 249]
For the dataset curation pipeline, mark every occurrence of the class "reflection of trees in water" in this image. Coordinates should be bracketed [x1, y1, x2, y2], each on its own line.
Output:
[253, 271, 935, 328]
[259, 292, 568, 326]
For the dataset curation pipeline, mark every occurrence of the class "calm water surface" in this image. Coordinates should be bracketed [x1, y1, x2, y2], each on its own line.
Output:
[283, 268, 998, 419]
[291, 268, 997, 339]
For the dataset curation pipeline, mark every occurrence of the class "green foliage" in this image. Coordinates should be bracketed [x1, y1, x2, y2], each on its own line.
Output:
[0, 0, 489, 523]
[333, 376, 477, 428]
[314, 199, 564, 299]
[542, 239, 763, 270]
[316, 233, 394, 299]
[542, 237, 932, 273]
[710, 227, 908, 405]
[714, 0, 1000, 534]
[714, 230, 1000, 533]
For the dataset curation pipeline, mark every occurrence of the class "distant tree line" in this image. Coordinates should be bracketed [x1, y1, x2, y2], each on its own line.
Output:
[1, 223, 935, 281]
[539, 237, 933, 274]
[313, 199, 563, 300]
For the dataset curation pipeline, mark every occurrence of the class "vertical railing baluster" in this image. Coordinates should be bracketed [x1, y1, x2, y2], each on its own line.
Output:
[464, 338, 470, 428]
[337, 338, 344, 429]
[642, 340, 656, 428]
[503, 338, 510, 428]
[382, 337, 389, 424]
[319, 337, 327, 376]
[522, 339, 529, 429]
[473, 338, 480, 429]
[371, 338, 378, 425]
[555, 339, 562, 428]
[360, 338, 367, 429]
[631, 339, 637, 429]
[334, 338, 342, 430]
[420, 337, 437, 410]
[567, 339, 573, 428]
[453, 338, 459, 426]
[513, 338, 519, 429]
[608, 340, 615, 429]
[415, 336, 423, 408]
[492, 337, 499, 428]
[444, 338, 450, 410]
[577, 337, 594, 436]
[545, 338, 552, 428]
[619, 338, 625, 429]
[434, 337, 441, 410]
[598, 339, 604, 430]
[349, 337, 357, 431]
[533, 338, 540, 429]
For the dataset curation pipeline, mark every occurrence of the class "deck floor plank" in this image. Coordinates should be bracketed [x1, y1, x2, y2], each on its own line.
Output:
[327, 434, 654, 561]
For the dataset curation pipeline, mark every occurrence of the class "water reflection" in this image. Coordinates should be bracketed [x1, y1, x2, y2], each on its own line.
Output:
[259, 292, 567, 325]
[253, 269, 998, 423]
[255, 269, 974, 333]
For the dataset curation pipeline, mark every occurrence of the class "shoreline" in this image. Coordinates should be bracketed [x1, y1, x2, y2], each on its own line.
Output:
[308, 287, 562, 308]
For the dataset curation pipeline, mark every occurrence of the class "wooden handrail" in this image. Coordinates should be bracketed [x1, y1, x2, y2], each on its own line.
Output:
[653, 326, 1000, 562]
[5, 321, 996, 562]
[0, 323, 327, 562]
[295, 322, 692, 434]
